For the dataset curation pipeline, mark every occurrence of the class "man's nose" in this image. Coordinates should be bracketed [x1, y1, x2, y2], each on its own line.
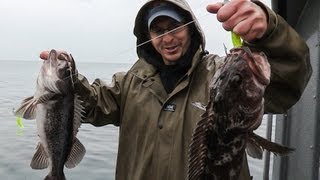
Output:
[161, 31, 174, 42]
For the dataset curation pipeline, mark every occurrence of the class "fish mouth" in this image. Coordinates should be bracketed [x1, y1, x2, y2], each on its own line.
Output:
[42, 49, 58, 76]
[246, 52, 270, 86]
[41, 49, 77, 93]
[46, 50, 76, 78]
[231, 47, 271, 85]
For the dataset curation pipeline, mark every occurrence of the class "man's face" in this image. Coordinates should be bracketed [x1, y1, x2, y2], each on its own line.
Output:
[149, 17, 191, 65]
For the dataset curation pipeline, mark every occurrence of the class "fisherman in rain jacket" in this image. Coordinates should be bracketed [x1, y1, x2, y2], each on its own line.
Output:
[40, 0, 312, 179]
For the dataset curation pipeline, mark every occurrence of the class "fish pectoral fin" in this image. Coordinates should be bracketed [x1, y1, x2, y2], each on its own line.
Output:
[30, 143, 49, 169]
[247, 132, 294, 158]
[14, 96, 37, 120]
[65, 137, 86, 169]
[37, 93, 59, 103]
[246, 137, 263, 159]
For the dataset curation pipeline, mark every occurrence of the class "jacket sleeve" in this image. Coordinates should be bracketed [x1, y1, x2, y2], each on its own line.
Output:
[74, 72, 126, 127]
[245, 1, 312, 113]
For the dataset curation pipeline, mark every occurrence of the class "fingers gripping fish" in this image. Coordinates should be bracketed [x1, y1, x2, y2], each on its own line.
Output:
[14, 49, 86, 180]
[188, 47, 293, 180]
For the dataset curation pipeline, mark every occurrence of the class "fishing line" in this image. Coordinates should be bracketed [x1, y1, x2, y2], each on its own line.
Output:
[62, 71, 79, 82]
[136, 18, 202, 48]
[104, 0, 216, 60]
[67, 63, 75, 88]
[108, 11, 213, 61]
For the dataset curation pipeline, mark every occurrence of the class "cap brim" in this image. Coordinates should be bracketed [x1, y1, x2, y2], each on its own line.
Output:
[147, 6, 182, 29]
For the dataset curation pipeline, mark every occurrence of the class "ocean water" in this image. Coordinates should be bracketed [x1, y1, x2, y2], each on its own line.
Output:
[0, 60, 272, 179]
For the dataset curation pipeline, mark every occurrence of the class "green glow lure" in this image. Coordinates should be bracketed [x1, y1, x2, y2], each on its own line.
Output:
[231, 31, 243, 48]
[16, 116, 24, 128]
[223, 0, 243, 48]
[16, 116, 24, 136]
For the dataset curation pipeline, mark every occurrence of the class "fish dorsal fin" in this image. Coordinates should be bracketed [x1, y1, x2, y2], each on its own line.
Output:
[14, 96, 37, 120]
[73, 94, 85, 136]
[191, 102, 206, 111]
[65, 137, 86, 169]
[65, 94, 86, 169]
[30, 143, 49, 169]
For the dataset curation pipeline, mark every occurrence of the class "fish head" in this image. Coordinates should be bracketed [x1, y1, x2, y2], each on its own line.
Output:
[38, 49, 76, 94]
[212, 48, 270, 113]
[236, 48, 270, 105]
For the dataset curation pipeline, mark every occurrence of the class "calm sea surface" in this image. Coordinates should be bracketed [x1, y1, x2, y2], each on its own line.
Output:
[0, 60, 272, 180]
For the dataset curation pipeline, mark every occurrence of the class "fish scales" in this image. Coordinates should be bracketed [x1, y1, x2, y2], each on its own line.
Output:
[14, 49, 86, 180]
[42, 97, 74, 177]
[188, 47, 293, 180]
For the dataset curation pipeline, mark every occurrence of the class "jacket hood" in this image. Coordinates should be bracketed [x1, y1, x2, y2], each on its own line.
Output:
[133, 0, 206, 58]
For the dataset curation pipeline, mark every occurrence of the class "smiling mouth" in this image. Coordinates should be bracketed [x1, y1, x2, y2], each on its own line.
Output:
[164, 45, 178, 53]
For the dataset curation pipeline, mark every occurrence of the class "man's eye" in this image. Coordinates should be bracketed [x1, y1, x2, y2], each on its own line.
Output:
[171, 24, 180, 29]
[150, 23, 184, 35]
[151, 27, 163, 34]
[154, 29, 163, 34]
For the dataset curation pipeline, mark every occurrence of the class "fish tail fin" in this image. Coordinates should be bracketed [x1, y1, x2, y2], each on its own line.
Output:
[65, 137, 86, 169]
[248, 132, 294, 157]
[44, 173, 66, 180]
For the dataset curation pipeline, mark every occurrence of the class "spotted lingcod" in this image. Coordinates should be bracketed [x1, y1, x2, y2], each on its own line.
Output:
[188, 47, 293, 180]
[14, 49, 85, 180]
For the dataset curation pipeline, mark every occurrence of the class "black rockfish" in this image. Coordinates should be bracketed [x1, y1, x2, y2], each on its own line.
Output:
[14, 49, 86, 180]
[188, 47, 293, 180]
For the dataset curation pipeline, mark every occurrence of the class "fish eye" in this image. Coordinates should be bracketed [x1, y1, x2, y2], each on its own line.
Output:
[235, 73, 242, 78]
[219, 73, 226, 80]
[57, 60, 67, 68]
[229, 73, 242, 87]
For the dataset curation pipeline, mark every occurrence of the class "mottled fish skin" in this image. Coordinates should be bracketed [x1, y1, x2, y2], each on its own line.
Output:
[14, 49, 85, 180]
[188, 47, 293, 180]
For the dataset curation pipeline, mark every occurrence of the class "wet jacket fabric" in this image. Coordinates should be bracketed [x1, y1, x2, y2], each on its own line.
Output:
[75, 0, 312, 179]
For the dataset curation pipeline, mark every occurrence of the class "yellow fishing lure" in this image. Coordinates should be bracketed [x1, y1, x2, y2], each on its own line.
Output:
[231, 31, 242, 48]
[16, 116, 24, 136]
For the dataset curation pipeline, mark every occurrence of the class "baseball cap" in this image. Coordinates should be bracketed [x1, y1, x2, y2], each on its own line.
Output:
[147, 4, 183, 30]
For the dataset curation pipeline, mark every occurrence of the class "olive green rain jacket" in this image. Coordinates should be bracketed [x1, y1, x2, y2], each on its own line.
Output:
[75, 0, 312, 179]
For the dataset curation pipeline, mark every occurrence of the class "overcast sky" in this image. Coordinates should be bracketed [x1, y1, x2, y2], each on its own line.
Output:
[0, 0, 271, 63]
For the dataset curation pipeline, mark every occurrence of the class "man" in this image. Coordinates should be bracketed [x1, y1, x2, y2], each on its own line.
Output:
[41, 0, 312, 179]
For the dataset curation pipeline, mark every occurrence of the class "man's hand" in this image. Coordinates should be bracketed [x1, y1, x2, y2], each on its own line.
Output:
[207, 0, 267, 42]
[40, 51, 49, 60]
[40, 50, 69, 61]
